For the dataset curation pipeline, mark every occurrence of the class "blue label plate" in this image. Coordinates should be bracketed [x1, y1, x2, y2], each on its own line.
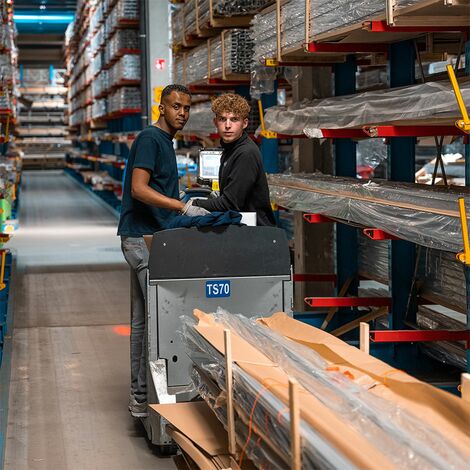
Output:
[206, 280, 231, 298]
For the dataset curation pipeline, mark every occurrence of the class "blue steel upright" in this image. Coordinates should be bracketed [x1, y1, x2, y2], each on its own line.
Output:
[334, 56, 358, 295]
[260, 81, 279, 174]
[388, 41, 417, 330]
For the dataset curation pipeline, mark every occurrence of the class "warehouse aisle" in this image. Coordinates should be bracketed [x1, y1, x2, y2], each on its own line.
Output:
[4, 171, 175, 470]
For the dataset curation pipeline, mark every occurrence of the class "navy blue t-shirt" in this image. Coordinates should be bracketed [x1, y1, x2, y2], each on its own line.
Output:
[117, 126, 179, 237]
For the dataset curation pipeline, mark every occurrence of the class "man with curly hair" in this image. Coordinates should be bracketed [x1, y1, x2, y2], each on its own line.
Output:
[189, 93, 275, 226]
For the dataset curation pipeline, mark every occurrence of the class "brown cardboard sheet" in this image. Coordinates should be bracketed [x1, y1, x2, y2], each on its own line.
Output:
[259, 312, 470, 457]
[150, 401, 229, 457]
[193, 310, 396, 469]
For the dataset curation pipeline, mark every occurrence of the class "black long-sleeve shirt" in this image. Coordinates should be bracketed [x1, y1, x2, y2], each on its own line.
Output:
[193, 132, 276, 226]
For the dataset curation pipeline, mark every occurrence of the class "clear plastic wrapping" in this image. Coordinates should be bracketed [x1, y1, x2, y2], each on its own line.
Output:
[172, 8, 184, 46]
[173, 56, 185, 85]
[183, 102, 216, 135]
[357, 139, 388, 170]
[92, 98, 107, 120]
[186, 44, 208, 84]
[210, 37, 223, 78]
[281, 0, 305, 52]
[422, 248, 466, 312]
[251, 9, 277, 63]
[268, 173, 470, 252]
[104, 30, 139, 66]
[309, 0, 420, 38]
[261, 81, 470, 136]
[183, 0, 197, 36]
[417, 306, 467, 370]
[108, 87, 141, 113]
[111, 54, 140, 83]
[358, 234, 389, 283]
[184, 310, 470, 469]
[183, 316, 357, 469]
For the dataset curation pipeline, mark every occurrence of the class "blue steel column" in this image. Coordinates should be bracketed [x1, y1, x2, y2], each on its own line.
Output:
[464, 33, 470, 371]
[260, 81, 279, 174]
[334, 56, 358, 294]
[389, 40, 417, 329]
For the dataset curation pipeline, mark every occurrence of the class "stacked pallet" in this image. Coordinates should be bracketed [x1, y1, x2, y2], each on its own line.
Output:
[17, 70, 70, 170]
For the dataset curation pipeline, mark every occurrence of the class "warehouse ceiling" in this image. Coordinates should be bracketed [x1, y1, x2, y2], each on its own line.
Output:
[14, 0, 77, 66]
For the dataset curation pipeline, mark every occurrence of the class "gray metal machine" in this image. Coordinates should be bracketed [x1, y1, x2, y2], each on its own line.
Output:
[143, 224, 292, 448]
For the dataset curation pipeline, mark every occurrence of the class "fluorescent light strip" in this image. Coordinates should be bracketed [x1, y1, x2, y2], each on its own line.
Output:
[14, 14, 74, 22]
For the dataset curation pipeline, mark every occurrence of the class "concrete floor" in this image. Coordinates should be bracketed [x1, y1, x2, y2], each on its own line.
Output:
[4, 171, 175, 469]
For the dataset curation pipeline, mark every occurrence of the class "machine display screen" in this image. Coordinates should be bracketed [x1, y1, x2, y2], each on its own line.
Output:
[199, 149, 222, 180]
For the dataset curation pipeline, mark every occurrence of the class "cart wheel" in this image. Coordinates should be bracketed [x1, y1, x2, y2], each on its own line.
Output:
[156, 443, 178, 456]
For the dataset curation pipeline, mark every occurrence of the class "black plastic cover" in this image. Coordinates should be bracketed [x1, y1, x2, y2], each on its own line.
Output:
[149, 225, 290, 280]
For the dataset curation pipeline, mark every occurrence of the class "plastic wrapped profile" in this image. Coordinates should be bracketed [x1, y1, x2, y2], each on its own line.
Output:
[421, 248, 466, 313]
[183, 102, 216, 135]
[268, 173, 470, 253]
[280, 0, 305, 53]
[417, 306, 467, 370]
[251, 8, 277, 63]
[209, 37, 223, 78]
[186, 43, 209, 85]
[183, 317, 357, 470]
[112, 54, 141, 84]
[358, 234, 389, 283]
[209, 310, 470, 469]
[172, 8, 184, 46]
[184, 0, 197, 36]
[173, 56, 186, 85]
[260, 80, 470, 136]
[308, 0, 420, 39]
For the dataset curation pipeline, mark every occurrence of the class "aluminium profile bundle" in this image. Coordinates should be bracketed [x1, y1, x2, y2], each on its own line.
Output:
[268, 172, 470, 252]
[183, 310, 470, 469]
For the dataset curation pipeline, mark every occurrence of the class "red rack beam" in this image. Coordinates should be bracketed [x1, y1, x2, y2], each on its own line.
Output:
[365, 20, 468, 34]
[363, 228, 399, 240]
[363, 125, 464, 137]
[293, 273, 337, 285]
[307, 42, 388, 53]
[370, 329, 470, 348]
[303, 213, 334, 224]
[320, 128, 368, 139]
[305, 297, 392, 308]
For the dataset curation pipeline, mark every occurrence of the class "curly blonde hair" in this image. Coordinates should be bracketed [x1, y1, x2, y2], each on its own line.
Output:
[211, 93, 251, 119]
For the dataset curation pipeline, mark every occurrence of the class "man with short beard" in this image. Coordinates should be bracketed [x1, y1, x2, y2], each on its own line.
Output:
[118, 84, 208, 418]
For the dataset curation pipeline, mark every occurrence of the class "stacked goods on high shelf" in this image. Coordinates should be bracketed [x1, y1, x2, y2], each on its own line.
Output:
[173, 0, 271, 47]
[0, 153, 20, 233]
[171, 0, 263, 88]
[0, 3, 18, 146]
[64, 0, 141, 210]
[17, 68, 70, 170]
[66, 0, 141, 129]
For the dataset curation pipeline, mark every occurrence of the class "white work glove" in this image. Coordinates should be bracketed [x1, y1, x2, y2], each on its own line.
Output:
[181, 200, 210, 217]
[209, 190, 220, 199]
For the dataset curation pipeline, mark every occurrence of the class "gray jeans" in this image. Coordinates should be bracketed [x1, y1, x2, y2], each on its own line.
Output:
[121, 236, 149, 403]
